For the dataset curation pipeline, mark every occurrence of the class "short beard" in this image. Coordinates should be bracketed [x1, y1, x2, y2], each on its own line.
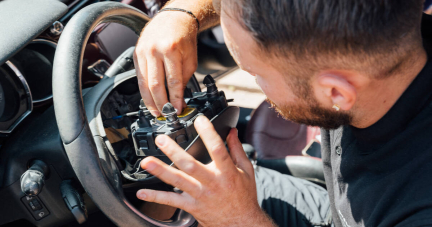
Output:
[266, 98, 352, 130]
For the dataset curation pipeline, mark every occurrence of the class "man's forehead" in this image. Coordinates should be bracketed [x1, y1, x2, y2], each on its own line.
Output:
[220, 8, 265, 72]
[220, 11, 247, 69]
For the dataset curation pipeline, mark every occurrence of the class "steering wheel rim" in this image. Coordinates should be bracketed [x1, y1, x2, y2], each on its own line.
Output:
[53, 2, 198, 226]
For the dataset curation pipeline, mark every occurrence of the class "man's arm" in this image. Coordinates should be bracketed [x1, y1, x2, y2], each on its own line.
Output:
[164, 0, 220, 31]
[133, 0, 219, 117]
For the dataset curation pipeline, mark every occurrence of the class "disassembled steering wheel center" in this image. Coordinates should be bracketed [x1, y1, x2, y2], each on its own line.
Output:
[121, 75, 231, 182]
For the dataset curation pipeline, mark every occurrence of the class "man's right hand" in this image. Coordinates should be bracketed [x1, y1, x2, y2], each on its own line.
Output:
[133, 11, 199, 116]
[136, 116, 275, 227]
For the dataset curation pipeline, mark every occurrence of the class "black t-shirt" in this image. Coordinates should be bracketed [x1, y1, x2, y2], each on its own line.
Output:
[321, 15, 432, 227]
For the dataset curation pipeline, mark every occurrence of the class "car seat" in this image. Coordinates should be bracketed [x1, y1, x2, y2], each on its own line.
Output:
[243, 101, 326, 188]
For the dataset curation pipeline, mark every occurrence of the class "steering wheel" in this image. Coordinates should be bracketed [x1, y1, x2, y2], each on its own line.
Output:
[52, 2, 239, 226]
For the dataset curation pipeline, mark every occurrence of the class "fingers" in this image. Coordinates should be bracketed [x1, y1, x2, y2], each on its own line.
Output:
[179, 53, 197, 111]
[140, 157, 201, 197]
[182, 48, 198, 85]
[164, 52, 185, 115]
[194, 116, 236, 172]
[134, 11, 200, 118]
[155, 135, 213, 185]
[147, 56, 169, 115]
[226, 128, 254, 175]
[137, 189, 188, 210]
[134, 51, 159, 117]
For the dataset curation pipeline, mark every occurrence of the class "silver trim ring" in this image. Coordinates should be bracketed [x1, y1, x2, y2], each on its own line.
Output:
[0, 61, 33, 133]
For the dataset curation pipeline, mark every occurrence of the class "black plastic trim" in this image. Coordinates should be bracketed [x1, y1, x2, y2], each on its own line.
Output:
[0, 0, 67, 66]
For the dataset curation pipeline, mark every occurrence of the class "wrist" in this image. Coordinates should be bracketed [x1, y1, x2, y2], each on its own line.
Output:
[246, 208, 276, 227]
[200, 207, 275, 227]
[227, 206, 275, 227]
[158, 8, 200, 31]
[153, 10, 199, 35]
[162, 0, 219, 31]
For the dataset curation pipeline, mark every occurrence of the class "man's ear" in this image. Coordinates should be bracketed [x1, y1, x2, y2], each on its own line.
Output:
[313, 73, 357, 111]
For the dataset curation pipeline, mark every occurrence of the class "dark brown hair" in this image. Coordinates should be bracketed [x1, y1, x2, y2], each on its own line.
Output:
[228, 0, 424, 78]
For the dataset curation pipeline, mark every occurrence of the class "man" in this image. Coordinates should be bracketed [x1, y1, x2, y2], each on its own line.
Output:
[133, 0, 432, 226]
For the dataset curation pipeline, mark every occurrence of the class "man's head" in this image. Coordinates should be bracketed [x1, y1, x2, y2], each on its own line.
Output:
[218, 0, 425, 129]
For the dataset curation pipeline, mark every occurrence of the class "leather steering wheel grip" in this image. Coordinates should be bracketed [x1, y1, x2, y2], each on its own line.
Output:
[53, 2, 148, 144]
[52, 2, 197, 227]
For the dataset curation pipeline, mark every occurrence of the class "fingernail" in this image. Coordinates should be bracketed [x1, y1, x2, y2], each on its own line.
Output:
[156, 135, 166, 146]
[195, 116, 206, 126]
[150, 110, 160, 117]
[137, 190, 147, 200]
[143, 161, 156, 171]
[228, 128, 238, 139]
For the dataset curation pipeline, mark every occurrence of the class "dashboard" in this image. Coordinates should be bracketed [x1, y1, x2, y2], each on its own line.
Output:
[0, 61, 32, 134]
[0, 40, 55, 133]
[0, 0, 148, 137]
[0, 30, 137, 134]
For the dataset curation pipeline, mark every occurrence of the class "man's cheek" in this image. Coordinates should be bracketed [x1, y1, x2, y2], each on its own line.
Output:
[255, 76, 266, 93]
[255, 77, 278, 101]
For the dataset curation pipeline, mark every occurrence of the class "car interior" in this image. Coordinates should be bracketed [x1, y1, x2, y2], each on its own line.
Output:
[0, 0, 324, 226]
